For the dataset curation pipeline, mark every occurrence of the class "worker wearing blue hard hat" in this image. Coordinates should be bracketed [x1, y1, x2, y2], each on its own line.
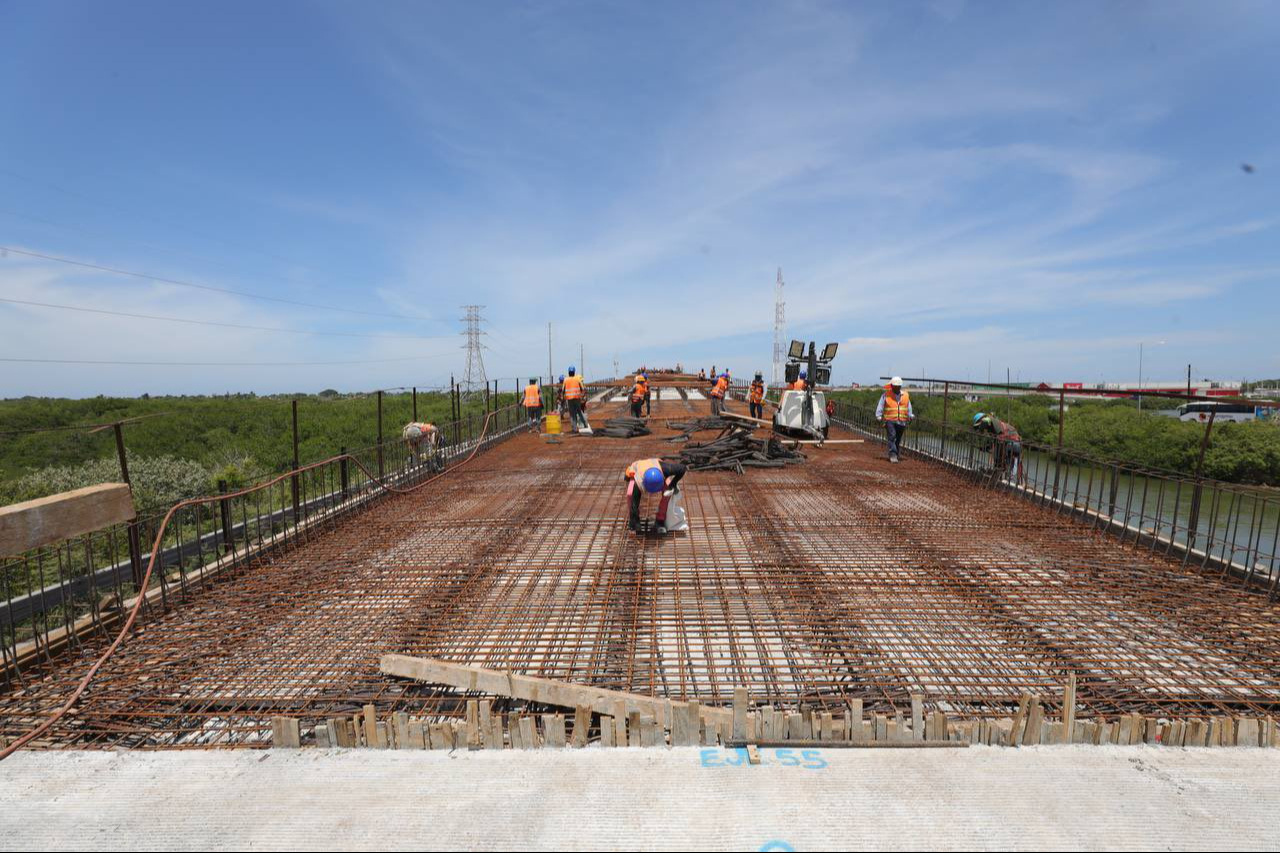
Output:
[709, 370, 730, 417]
[561, 366, 588, 432]
[624, 456, 687, 534]
[972, 411, 1023, 483]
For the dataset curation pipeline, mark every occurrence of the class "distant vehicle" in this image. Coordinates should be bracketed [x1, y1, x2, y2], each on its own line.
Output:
[1177, 402, 1256, 423]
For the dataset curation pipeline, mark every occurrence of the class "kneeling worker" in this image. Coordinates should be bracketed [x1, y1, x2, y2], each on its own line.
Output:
[522, 378, 543, 430]
[972, 412, 1022, 482]
[402, 421, 442, 468]
[624, 457, 687, 534]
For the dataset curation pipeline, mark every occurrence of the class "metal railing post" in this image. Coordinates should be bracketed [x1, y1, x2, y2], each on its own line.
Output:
[218, 479, 233, 554]
[290, 399, 301, 521]
[113, 422, 145, 589]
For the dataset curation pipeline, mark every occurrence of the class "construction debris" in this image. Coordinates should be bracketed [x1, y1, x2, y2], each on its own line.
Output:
[592, 416, 651, 439]
[667, 424, 806, 472]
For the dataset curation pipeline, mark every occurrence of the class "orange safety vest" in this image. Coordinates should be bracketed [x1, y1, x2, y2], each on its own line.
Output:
[630, 381, 647, 403]
[882, 388, 911, 422]
[522, 385, 542, 407]
[790, 379, 806, 391]
[749, 381, 764, 403]
[710, 376, 727, 399]
[563, 375, 585, 400]
[625, 457, 664, 481]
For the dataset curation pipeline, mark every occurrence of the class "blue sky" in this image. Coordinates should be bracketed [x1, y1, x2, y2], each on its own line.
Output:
[1, 0, 1277, 397]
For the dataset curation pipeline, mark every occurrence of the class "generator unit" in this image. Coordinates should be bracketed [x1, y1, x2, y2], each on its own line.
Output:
[772, 339, 839, 440]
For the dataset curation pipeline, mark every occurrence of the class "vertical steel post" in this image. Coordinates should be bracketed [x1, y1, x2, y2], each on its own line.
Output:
[940, 381, 950, 461]
[290, 399, 301, 521]
[339, 446, 349, 498]
[1053, 389, 1065, 499]
[218, 479, 233, 554]
[376, 390, 384, 479]
[114, 422, 145, 589]
[1187, 409, 1217, 551]
[412, 386, 418, 422]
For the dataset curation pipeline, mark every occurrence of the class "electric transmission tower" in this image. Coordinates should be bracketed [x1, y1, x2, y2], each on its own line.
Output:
[772, 268, 786, 386]
[460, 305, 488, 397]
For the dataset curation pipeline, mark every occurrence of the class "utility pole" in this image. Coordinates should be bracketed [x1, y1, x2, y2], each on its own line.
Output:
[460, 305, 488, 398]
[580, 343, 585, 379]
[547, 322, 554, 383]
[1187, 363, 1192, 399]
[772, 268, 786, 386]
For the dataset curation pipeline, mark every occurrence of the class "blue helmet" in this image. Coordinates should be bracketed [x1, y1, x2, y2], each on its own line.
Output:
[799, 370, 807, 379]
[641, 466, 665, 494]
[973, 412, 986, 425]
[568, 365, 576, 375]
[558, 375, 565, 383]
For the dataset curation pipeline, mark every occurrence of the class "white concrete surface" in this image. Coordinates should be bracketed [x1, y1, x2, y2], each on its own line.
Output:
[2, 745, 1277, 851]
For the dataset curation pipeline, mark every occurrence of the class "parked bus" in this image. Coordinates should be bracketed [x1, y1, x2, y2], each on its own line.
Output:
[1177, 402, 1257, 423]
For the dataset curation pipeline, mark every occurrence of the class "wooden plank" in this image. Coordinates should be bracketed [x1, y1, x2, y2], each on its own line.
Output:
[544, 714, 567, 748]
[746, 743, 761, 765]
[363, 704, 379, 748]
[519, 716, 538, 749]
[1062, 673, 1077, 744]
[0, 483, 134, 557]
[849, 700, 863, 742]
[407, 721, 426, 749]
[572, 705, 590, 748]
[640, 714, 659, 748]
[380, 654, 725, 728]
[732, 687, 749, 741]
[599, 715, 615, 747]
[1023, 696, 1044, 745]
[314, 722, 331, 749]
[509, 713, 524, 750]
[394, 712, 411, 750]
[628, 712, 642, 747]
[1009, 693, 1030, 747]
[911, 694, 924, 742]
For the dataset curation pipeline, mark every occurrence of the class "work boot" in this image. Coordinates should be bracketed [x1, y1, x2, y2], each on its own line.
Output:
[628, 516, 640, 532]
[890, 454, 899, 464]
[656, 523, 668, 535]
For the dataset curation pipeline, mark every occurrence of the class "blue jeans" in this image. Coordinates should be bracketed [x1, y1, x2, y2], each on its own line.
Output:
[885, 421, 907, 458]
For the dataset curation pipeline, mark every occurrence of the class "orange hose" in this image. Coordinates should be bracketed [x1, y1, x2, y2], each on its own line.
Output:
[0, 408, 506, 759]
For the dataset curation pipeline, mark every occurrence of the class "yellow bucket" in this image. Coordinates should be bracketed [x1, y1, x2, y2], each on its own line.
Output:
[545, 413, 562, 435]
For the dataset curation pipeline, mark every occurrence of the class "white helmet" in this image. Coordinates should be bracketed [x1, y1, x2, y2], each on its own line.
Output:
[890, 376, 903, 386]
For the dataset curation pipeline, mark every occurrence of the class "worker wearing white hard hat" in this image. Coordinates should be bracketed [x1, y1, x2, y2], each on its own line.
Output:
[875, 377, 914, 463]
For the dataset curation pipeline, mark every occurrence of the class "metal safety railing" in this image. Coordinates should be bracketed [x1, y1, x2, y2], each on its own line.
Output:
[830, 399, 1280, 599]
[0, 402, 529, 688]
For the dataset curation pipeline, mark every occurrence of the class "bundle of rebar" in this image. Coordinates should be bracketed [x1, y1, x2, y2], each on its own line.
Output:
[593, 416, 651, 438]
[663, 416, 741, 442]
[667, 425, 806, 472]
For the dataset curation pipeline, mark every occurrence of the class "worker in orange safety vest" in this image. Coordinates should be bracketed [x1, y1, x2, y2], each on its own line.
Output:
[624, 456, 688, 534]
[748, 372, 766, 419]
[875, 376, 914, 463]
[629, 374, 648, 418]
[522, 378, 543, 431]
[561, 366, 588, 432]
[709, 372, 729, 417]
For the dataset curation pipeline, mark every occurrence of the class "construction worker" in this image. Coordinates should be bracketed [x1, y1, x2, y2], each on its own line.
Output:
[624, 456, 688, 534]
[709, 371, 729, 417]
[875, 376, 913, 463]
[402, 421, 443, 469]
[642, 372, 652, 415]
[789, 370, 807, 391]
[698, 368, 706, 380]
[522, 378, 543, 431]
[972, 412, 1023, 482]
[562, 366, 587, 432]
[748, 372, 766, 419]
[629, 374, 648, 418]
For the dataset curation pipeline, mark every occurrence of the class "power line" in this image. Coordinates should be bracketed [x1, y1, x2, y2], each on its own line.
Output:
[0, 246, 435, 322]
[0, 356, 436, 367]
[0, 297, 454, 340]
